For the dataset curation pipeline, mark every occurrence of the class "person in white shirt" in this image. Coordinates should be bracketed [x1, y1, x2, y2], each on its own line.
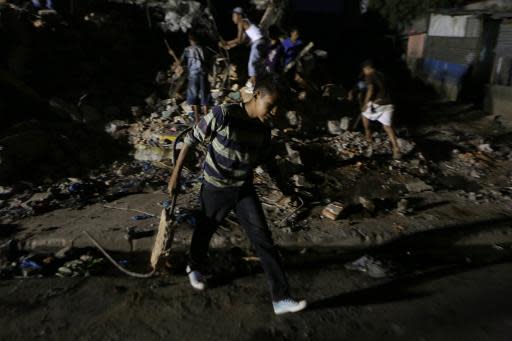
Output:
[220, 7, 265, 91]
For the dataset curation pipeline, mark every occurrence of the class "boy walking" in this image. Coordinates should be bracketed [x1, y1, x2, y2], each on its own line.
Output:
[167, 73, 307, 315]
[180, 31, 210, 124]
[360, 60, 401, 159]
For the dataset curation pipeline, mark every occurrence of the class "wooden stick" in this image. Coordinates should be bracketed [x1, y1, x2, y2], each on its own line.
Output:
[163, 38, 180, 64]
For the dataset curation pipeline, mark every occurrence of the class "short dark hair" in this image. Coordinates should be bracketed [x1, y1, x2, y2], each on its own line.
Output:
[254, 73, 289, 98]
[268, 25, 281, 40]
[289, 26, 300, 34]
[361, 59, 374, 69]
[187, 30, 200, 43]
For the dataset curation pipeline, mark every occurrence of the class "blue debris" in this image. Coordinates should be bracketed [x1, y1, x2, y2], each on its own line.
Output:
[131, 214, 152, 221]
[68, 183, 82, 193]
[21, 259, 42, 270]
[142, 162, 153, 172]
[162, 200, 171, 209]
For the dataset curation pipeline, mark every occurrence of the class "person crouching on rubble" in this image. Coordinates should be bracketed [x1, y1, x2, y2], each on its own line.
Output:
[220, 7, 265, 92]
[167, 73, 307, 315]
[360, 60, 401, 159]
[180, 30, 211, 124]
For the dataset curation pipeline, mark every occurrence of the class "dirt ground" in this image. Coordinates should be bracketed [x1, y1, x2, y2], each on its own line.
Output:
[1, 240, 511, 341]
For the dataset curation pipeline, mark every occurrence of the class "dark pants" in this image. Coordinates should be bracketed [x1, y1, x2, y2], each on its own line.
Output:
[186, 72, 210, 106]
[189, 183, 290, 301]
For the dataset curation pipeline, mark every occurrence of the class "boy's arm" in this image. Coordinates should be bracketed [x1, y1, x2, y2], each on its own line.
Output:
[167, 143, 191, 195]
[173, 49, 186, 74]
[225, 21, 246, 48]
[363, 83, 374, 112]
[167, 107, 224, 193]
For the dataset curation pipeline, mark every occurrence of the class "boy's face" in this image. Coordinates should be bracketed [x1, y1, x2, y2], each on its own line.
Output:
[290, 30, 299, 41]
[253, 91, 280, 123]
[232, 13, 241, 24]
[362, 66, 374, 76]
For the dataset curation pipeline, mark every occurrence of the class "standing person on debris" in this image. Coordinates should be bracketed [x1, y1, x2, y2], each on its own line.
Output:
[180, 30, 211, 124]
[281, 26, 313, 96]
[220, 7, 265, 92]
[282, 26, 303, 69]
[360, 60, 401, 159]
[167, 73, 307, 315]
[31, 0, 53, 10]
[264, 25, 284, 73]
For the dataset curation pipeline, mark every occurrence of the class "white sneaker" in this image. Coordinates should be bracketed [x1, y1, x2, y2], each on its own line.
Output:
[186, 265, 206, 290]
[273, 298, 307, 315]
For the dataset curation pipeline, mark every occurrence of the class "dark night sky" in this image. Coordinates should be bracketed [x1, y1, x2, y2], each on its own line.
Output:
[290, 0, 345, 14]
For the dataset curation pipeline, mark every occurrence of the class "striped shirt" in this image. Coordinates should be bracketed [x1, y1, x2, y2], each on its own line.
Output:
[184, 104, 271, 188]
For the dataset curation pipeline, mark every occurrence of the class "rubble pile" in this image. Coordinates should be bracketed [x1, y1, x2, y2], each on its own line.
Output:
[0, 241, 107, 279]
[0, 161, 170, 224]
[319, 131, 416, 160]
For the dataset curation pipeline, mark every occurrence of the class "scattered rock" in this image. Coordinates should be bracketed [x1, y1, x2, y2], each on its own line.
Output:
[321, 201, 345, 220]
[397, 138, 415, 154]
[286, 111, 299, 127]
[327, 120, 342, 135]
[396, 198, 410, 215]
[478, 144, 493, 153]
[405, 180, 433, 193]
[339, 117, 350, 131]
[359, 196, 375, 213]
[345, 255, 391, 278]
[284, 143, 302, 165]
[56, 255, 104, 277]
[54, 246, 74, 259]
[0, 186, 13, 198]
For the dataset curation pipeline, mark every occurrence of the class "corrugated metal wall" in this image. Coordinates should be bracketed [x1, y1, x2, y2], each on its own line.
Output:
[420, 14, 485, 100]
[425, 37, 480, 64]
[495, 20, 512, 56]
[491, 20, 512, 86]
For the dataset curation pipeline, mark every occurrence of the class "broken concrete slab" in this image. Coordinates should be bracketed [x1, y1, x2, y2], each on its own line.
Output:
[359, 196, 376, 213]
[322, 202, 345, 220]
[339, 117, 350, 131]
[0, 186, 13, 198]
[327, 120, 342, 135]
[405, 180, 433, 193]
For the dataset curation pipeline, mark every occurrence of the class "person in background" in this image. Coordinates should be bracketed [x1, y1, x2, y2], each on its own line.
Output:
[264, 25, 284, 73]
[220, 7, 265, 92]
[360, 60, 401, 159]
[282, 26, 303, 68]
[31, 0, 53, 10]
[180, 30, 211, 124]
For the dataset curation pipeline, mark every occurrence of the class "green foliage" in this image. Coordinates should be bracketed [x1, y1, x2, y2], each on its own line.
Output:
[369, 0, 466, 28]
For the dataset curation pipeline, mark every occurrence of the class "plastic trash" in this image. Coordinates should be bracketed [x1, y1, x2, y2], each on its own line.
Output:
[68, 183, 82, 193]
[345, 255, 390, 279]
[20, 259, 42, 270]
[131, 214, 152, 221]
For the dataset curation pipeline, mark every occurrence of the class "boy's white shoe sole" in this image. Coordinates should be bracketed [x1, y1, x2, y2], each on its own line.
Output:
[273, 299, 307, 315]
[186, 265, 206, 291]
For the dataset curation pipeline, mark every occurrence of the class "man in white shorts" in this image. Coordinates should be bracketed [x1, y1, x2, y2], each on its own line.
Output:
[360, 60, 401, 159]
